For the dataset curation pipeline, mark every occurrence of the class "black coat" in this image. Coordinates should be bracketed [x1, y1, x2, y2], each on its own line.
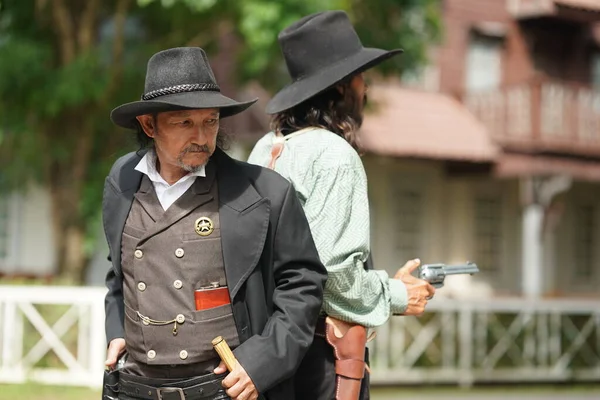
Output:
[102, 148, 327, 399]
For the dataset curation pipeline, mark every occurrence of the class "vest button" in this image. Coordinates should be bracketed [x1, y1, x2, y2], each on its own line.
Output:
[179, 350, 188, 360]
[147, 350, 156, 359]
[134, 249, 143, 259]
[173, 280, 183, 289]
[175, 248, 185, 258]
[137, 282, 147, 291]
[176, 314, 185, 324]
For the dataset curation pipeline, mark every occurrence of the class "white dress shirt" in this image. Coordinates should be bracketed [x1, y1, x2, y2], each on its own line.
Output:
[134, 150, 206, 211]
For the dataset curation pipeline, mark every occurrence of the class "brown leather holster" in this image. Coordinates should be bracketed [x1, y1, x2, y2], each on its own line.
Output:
[324, 317, 367, 400]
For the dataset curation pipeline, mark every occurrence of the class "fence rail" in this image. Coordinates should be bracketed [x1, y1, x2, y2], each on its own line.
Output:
[0, 285, 106, 388]
[369, 297, 600, 385]
[0, 286, 599, 388]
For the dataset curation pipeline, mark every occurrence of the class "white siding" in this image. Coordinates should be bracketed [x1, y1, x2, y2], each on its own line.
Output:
[554, 182, 600, 296]
[0, 186, 55, 276]
[0, 193, 19, 272]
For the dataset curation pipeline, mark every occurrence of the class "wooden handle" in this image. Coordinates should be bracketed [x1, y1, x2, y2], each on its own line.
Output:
[212, 336, 238, 372]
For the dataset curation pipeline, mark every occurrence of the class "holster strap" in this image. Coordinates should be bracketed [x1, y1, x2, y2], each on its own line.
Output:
[335, 359, 365, 380]
[324, 317, 368, 400]
[336, 377, 362, 400]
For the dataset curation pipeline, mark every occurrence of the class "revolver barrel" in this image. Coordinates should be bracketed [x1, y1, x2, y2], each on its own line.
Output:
[444, 262, 479, 276]
[418, 262, 479, 288]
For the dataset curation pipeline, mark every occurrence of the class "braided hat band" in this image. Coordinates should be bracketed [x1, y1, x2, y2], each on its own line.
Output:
[141, 83, 220, 101]
[111, 47, 257, 129]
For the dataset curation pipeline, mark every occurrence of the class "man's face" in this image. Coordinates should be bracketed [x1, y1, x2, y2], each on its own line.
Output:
[137, 108, 219, 173]
[351, 73, 368, 110]
[348, 72, 368, 126]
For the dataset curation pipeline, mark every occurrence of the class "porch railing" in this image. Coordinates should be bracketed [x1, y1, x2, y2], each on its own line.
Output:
[370, 297, 600, 385]
[465, 78, 600, 157]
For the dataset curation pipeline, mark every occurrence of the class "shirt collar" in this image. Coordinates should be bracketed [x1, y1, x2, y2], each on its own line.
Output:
[134, 149, 206, 186]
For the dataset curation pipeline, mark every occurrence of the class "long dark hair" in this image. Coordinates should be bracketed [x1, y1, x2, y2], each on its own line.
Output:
[270, 78, 364, 150]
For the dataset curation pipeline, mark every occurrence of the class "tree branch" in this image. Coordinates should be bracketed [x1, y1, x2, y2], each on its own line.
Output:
[101, 0, 133, 104]
[186, 32, 210, 48]
[51, 0, 76, 65]
[72, 121, 94, 196]
[34, 0, 50, 24]
[77, 0, 101, 52]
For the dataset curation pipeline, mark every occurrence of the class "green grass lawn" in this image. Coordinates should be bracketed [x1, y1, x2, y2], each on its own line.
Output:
[2, 384, 600, 400]
[0, 384, 100, 400]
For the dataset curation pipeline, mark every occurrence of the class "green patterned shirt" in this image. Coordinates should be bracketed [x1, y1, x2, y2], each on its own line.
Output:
[247, 128, 408, 327]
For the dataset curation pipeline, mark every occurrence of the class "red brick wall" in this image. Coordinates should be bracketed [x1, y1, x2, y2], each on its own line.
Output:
[438, 0, 514, 94]
[437, 0, 596, 94]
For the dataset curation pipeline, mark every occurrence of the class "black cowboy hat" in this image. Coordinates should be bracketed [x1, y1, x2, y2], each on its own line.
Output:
[111, 47, 257, 129]
[266, 10, 403, 115]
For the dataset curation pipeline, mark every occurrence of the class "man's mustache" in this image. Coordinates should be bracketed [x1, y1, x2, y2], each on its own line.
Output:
[180, 144, 210, 155]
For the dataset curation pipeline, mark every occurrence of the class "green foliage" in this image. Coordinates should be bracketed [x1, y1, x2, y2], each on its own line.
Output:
[0, 0, 440, 280]
[138, 0, 442, 89]
[235, 0, 346, 80]
[352, 0, 442, 76]
[139, 0, 218, 12]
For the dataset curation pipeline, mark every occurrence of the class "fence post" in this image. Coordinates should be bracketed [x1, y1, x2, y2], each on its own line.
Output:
[458, 305, 473, 387]
[89, 296, 107, 388]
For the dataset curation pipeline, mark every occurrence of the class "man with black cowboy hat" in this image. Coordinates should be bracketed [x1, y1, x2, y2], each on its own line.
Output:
[102, 47, 327, 400]
[248, 11, 436, 400]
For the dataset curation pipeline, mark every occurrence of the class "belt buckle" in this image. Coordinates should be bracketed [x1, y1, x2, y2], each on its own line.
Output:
[157, 387, 185, 400]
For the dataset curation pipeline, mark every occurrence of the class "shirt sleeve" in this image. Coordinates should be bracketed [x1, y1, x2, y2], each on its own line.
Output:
[303, 160, 408, 328]
[246, 134, 272, 167]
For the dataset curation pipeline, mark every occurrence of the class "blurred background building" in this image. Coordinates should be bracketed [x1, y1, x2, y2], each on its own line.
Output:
[0, 0, 599, 391]
[362, 0, 600, 299]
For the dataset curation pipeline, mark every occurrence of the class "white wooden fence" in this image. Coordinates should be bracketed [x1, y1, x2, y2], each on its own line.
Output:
[0, 285, 599, 388]
[0, 285, 107, 388]
[370, 297, 600, 385]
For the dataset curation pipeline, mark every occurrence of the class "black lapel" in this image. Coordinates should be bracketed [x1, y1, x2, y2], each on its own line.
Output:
[103, 152, 144, 276]
[214, 149, 270, 299]
[133, 176, 164, 223]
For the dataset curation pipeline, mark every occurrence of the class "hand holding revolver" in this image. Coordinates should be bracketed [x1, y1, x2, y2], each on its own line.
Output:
[105, 338, 126, 370]
[394, 258, 436, 316]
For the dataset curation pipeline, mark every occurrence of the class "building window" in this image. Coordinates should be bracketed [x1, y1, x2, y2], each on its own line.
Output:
[574, 205, 596, 279]
[591, 52, 600, 89]
[0, 196, 9, 261]
[465, 32, 503, 91]
[474, 197, 502, 272]
[393, 188, 423, 261]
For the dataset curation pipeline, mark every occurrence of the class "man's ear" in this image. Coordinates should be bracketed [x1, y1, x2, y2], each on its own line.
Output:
[136, 115, 155, 138]
[335, 84, 345, 95]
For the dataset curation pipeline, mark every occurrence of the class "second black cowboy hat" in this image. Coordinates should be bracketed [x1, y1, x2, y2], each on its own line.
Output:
[111, 47, 257, 129]
[266, 10, 403, 115]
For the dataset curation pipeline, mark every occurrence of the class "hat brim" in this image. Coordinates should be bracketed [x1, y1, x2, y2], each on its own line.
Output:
[111, 90, 258, 129]
[266, 47, 403, 114]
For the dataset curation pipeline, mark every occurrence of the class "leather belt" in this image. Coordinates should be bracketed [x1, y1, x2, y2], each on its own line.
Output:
[119, 371, 229, 400]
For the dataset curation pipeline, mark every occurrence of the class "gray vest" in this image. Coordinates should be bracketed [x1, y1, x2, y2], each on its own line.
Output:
[120, 167, 239, 367]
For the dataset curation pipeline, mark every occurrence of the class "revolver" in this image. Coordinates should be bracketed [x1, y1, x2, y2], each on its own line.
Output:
[418, 262, 479, 288]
